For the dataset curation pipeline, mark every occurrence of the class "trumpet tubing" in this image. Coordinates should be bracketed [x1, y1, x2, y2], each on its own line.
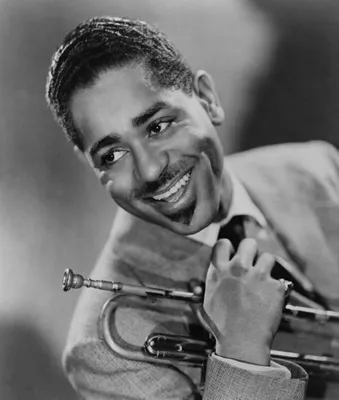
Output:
[63, 268, 339, 323]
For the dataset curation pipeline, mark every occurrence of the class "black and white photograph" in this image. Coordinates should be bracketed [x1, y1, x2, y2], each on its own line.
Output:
[1, 1, 339, 399]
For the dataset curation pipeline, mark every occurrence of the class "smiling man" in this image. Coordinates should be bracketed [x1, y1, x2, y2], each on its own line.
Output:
[46, 16, 339, 400]
[74, 68, 231, 234]
[65, 56, 231, 236]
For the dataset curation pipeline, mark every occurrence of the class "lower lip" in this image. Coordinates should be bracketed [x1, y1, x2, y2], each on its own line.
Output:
[149, 169, 195, 214]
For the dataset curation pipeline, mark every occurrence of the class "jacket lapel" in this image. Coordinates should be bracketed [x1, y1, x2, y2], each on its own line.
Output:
[227, 151, 339, 304]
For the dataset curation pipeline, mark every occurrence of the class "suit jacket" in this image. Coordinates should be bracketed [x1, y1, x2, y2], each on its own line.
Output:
[63, 141, 339, 399]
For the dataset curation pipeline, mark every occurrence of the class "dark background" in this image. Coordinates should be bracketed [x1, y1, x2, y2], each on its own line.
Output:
[0, 0, 338, 398]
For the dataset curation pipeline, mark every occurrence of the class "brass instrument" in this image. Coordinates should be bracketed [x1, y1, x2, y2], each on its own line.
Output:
[62, 268, 339, 380]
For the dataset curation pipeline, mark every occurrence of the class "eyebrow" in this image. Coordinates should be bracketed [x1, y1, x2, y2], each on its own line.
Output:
[132, 100, 169, 127]
[89, 134, 120, 159]
[89, 101, 170, 158]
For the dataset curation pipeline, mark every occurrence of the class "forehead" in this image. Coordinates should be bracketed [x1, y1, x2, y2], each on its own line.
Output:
[70, 65, 191, 149]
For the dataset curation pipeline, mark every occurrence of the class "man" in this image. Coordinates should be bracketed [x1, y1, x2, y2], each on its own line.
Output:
[46, 16, 339, 399]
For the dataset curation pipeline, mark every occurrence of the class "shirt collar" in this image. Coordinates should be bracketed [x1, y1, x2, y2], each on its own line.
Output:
[221, 173, 267, 227]
[187, 173, 267, 247]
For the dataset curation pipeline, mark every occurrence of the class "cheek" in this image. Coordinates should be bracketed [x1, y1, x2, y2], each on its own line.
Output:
[199, 152, 222, 195]
[195, 134, 224, 177]
[166, 127, 223, 179]
[165, 126, 216, 154]
[162, 129, 197, 152]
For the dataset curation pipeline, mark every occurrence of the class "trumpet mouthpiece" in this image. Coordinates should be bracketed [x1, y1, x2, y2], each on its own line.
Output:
[63, 268, 74, 291]
[62, 268, 84, 291]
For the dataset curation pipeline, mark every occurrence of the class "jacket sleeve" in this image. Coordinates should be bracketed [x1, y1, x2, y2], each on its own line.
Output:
[203, 356, 308, 400]
[63, 339, 200, 400]
[64, 339, 308, 400]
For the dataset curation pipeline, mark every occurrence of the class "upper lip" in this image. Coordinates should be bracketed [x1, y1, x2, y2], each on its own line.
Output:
[145, 167, 192, 199]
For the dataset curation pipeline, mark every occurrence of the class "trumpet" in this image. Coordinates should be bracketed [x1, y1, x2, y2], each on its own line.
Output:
[62, 268, 339, 380]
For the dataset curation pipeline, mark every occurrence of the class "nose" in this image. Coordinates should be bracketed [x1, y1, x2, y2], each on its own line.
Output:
[133, 142, 168, 183]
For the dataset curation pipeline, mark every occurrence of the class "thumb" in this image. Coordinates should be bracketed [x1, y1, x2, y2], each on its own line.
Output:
[212, 239, 234, 273]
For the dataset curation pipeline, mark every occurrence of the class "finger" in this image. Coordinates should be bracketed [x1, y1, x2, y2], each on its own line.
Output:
[236, 238, 258, 268]
[211, 239, 234, 273]
[254, 252, 276, 276]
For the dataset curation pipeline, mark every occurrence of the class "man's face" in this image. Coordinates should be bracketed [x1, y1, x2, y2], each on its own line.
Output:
[70, 65, 232, 235]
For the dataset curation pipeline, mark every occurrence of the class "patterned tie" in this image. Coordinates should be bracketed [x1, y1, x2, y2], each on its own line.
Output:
[218, 215, 329, 309]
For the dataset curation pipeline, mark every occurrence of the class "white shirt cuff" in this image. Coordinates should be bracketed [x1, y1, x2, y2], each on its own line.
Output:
[212, 353, 292, 379]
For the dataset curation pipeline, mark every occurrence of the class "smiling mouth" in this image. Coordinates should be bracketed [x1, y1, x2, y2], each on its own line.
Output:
[151, 170, 192, 203]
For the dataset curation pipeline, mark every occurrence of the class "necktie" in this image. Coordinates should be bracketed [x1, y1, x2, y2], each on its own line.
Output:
[217, 215, 246, 251]
[218, 215, 329, 309]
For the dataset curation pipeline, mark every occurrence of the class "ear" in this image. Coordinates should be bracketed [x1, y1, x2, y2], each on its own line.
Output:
[193, 70, 224, 126]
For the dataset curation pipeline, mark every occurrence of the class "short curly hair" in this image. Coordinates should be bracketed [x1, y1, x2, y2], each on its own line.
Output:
[46, 16, 194, 151]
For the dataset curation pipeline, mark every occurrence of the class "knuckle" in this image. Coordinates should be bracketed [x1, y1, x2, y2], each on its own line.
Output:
[255, 268, 267, 279]
[230, 256, 247, 277]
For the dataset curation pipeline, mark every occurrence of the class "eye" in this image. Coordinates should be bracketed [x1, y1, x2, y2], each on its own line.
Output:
[148, 121, 172, 137]
[101, 149, 127, 167]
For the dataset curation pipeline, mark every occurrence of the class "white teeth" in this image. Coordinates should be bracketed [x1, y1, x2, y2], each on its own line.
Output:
[153, 171, 191, 201]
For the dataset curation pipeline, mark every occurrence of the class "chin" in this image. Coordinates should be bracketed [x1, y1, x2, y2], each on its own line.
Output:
[162, 207, 216, 236]
[120, 186, 218, 235]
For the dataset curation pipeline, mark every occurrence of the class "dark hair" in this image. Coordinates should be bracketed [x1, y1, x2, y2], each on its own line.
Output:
[46, 16, 194, 151]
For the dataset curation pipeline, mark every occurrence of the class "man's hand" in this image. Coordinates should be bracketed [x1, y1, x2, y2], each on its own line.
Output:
[203, 238, 286, 366]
